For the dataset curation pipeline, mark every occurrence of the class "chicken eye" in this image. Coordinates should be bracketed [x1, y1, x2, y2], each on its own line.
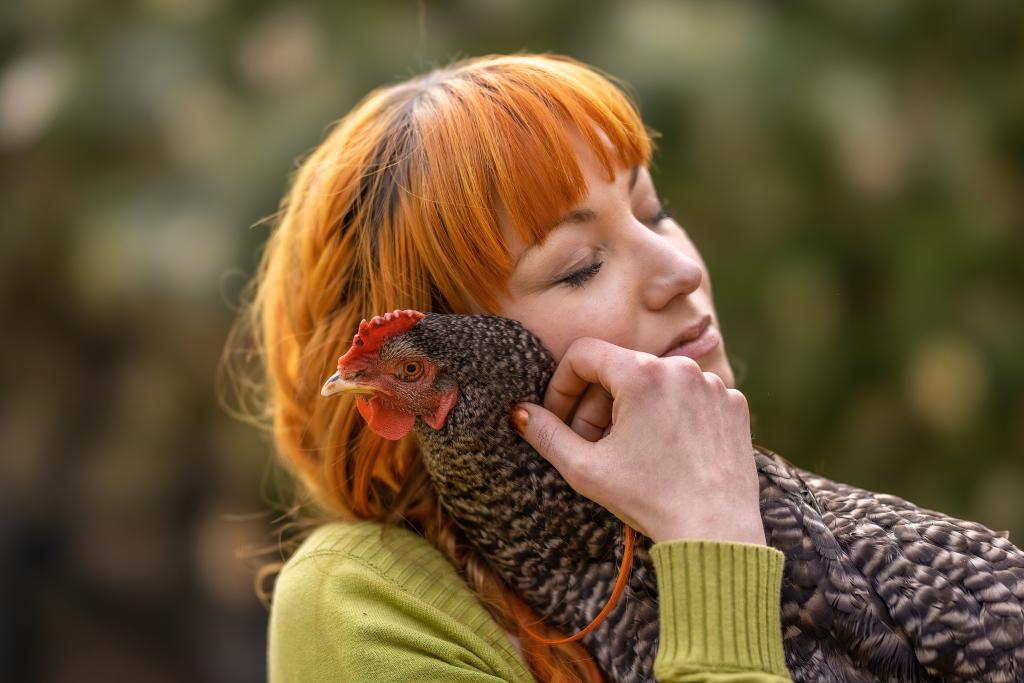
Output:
[401, 361, 423, 380]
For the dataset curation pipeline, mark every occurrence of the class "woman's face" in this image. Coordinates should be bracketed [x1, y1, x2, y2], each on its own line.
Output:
[494, 127, 736, 388]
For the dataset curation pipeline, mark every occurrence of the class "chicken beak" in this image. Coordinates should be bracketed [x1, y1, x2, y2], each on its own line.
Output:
[320, 371, 376, 398]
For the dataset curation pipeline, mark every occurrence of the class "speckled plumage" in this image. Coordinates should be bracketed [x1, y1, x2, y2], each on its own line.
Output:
[393, 313, 1024, 683]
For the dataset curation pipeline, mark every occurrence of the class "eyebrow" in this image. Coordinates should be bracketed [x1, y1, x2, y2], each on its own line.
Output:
[554, 164, 640, 228]
[509, 164, 642, 273]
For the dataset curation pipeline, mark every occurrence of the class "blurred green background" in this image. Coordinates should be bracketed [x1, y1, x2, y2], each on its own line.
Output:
[2, 1, 1021, 681]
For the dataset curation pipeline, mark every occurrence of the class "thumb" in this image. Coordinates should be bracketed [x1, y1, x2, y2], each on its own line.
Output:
[512, 402, 590, 476]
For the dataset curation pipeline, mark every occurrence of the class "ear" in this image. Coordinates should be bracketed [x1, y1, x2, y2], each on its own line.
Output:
[422, 386, 459, 430]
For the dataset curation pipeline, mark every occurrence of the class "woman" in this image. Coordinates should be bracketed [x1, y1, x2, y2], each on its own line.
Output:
[236, 53, 791, 682]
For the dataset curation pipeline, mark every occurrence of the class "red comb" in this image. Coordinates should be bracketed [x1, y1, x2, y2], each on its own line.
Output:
[338, 309, 425, 368]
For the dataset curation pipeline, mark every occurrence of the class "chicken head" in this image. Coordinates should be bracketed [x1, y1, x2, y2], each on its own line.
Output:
[320, 309, 459, 440]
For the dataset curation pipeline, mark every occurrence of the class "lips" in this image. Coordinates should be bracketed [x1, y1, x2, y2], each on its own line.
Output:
[661, 314, 721, 361]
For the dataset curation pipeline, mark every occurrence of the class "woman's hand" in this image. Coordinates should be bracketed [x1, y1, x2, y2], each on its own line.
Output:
[513, 337, 765, 546]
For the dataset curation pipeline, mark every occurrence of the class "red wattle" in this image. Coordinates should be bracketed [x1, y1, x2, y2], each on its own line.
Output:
[355, 396, 416, 441]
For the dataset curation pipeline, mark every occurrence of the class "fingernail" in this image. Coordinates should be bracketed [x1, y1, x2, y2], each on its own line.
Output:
[510, 406, 529, 434]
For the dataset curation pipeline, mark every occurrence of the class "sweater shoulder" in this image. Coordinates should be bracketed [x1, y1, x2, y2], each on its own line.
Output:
[281, 520, 461, 591]
[275, 519, 504, 637]
[268, 520, 533, 683]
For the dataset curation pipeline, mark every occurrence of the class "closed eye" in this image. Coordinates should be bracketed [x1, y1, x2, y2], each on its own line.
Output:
[553, 199, 672, 290]
[647, 197, 674, 226]
[559, 261, 603, 289]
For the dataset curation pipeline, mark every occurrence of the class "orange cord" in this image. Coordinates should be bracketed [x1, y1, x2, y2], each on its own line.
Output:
[520, 524, 636, 644]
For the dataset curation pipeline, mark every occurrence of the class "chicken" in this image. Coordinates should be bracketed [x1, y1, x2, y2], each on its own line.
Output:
[322, 310, 1024, 683]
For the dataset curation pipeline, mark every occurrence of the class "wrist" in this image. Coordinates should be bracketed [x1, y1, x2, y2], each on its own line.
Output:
[649, 514, 766, 546]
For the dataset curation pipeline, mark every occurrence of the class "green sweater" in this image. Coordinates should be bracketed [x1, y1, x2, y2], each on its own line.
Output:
[267, 521, 791, 682]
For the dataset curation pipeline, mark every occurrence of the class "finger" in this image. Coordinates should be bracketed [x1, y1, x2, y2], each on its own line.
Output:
[512, 402, 591, 482]
[726, 388, 748, 409]
[568, 382, 613, 442]
[543, 369, 588, 424]
[702, 370, 726, 389]
[543, 338, 642, 420]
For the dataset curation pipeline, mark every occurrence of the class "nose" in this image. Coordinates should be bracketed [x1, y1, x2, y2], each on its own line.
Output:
[636, 229, 703, 311]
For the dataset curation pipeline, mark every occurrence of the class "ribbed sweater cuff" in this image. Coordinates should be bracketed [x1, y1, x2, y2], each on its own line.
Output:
[650, 540, 788, 678]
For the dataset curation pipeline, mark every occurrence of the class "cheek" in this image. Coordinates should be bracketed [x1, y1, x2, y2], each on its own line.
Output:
[382, 378, 430, 411]
[512, 296, 635, 362]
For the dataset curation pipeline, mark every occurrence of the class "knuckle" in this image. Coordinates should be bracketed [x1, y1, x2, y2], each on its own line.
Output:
[634, 354, 662, 379]
[665, 355, 702, 377]
[564, 337, 588, 358]
[726, 388, 749, 407]
[635, 359, 671, 393]
[534, 422, 557, 457]
[567, 336, 601, 360]
[703, 371, 726, 389]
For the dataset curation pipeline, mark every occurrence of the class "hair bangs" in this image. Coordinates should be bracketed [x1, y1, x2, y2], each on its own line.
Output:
[402, 54, 656, 312]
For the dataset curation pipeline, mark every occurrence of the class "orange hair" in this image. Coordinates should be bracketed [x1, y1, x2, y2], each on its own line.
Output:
[224, 53, 655, 682]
